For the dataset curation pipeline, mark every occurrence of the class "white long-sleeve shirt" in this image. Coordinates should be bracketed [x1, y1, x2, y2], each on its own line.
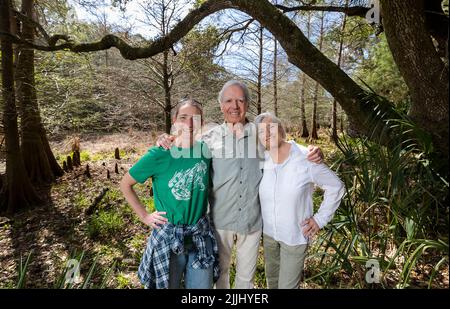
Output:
[259, 141, 345, 246]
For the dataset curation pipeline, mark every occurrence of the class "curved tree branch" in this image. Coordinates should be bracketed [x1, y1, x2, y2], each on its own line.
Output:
[3, 0, 401, 144]
[10, 0, 234, 59]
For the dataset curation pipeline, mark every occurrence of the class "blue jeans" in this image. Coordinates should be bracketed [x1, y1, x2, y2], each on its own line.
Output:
[168, 238, 213, 289]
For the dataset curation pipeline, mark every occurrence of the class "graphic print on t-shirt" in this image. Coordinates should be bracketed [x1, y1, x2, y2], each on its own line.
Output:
[168, 161, 208, 200]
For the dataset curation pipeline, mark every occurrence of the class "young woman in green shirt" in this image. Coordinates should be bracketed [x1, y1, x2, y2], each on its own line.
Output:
[120, 99, 219, 289]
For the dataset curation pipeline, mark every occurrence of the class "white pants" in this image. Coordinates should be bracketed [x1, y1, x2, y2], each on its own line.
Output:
[214, 229, 262, 289]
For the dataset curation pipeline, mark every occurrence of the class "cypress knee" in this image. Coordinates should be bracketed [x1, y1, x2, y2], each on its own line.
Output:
[67, 156, 73, 170]
[84, 164, 91, 178]
[72, 151, 78, 167]
[75, 150, 81, 166]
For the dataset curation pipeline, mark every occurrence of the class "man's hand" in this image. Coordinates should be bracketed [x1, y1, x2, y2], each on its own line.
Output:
[307, 145, 324, 164]
[156, 133, 175, 150]
[301, 217, 320, 238]
[142, 211, 168, 229]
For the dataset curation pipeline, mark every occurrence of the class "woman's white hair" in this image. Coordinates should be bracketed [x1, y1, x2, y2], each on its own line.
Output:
[254, 112, 286, 139]
[217, 80, 250, 104]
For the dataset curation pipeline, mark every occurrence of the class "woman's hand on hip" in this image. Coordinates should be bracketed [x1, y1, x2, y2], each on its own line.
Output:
[142, 211, 168, 229]
[301, 217, 320, 238]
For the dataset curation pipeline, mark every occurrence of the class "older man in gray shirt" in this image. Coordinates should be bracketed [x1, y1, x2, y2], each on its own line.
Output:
[157, 80, 323, 288]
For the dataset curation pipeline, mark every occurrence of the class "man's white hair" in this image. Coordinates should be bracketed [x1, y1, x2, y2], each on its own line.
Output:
[217, 80, 250, 104]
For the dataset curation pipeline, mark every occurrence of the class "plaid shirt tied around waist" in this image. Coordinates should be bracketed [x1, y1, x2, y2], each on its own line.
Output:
[137, 215, 220, 289]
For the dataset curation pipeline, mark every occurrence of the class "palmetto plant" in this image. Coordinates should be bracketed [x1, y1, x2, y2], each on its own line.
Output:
[16, 251, 33, 289]
[306, 92, 448, 288]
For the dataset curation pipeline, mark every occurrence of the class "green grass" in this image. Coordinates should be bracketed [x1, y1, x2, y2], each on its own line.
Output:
[312, 188, 324, 212]
[80, 150, 91, 162]
[95, 245, 123, 266]
[129, 233, 147, 260]
[52, 181, 69, 194]
[129, 233, 147, 251]
[115, 272, 132, 289]
[56, 149, 129, 165]
[106, 188, 122, 202]
[74, 193, 91, 209]
[0, 223, 11, 231]
[254, 245, 267, 288]
[91, 152, 110, 162]
[143, 198, 155, 213]
[87, 210, 125, 239]
[16, 252, 33, 288]
[119, 149, 127, 159]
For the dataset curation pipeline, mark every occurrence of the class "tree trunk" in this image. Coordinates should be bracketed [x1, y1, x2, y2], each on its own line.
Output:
[299, 72, 309, 138]
[310, 81, 319, 140]
[332, 0, 348, 142]
[310, 12, 325, 141]
[41, 128, 64, 177]
[0, 0, 41, 213]
[163, 50, 172, 134]
[256, 26, 263, 115]
[273, 37, 278, 116]
[380, 0, 449, 162]
[16, 0, 62, 184]
[299, 12, 311, 139]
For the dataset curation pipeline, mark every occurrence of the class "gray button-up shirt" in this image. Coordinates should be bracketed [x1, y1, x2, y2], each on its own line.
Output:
[202, 122, 263, 233]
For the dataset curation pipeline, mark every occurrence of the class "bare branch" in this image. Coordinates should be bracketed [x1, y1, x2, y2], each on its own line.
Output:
[7, 0, 235, 59]
[1, 0, 399, 145]
[12, 9, 50, 42]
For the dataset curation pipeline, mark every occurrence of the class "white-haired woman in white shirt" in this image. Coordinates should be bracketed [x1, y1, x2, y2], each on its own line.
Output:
[255, 112, 345, 289]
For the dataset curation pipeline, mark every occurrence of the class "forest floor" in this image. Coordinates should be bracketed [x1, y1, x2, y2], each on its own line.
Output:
[0, 130, 448, 289]
[0, 130, 159, 288]
[1, 130, 256, 288]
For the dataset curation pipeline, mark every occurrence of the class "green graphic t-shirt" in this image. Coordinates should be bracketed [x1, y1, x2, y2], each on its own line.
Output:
[129, 141, 211, 226]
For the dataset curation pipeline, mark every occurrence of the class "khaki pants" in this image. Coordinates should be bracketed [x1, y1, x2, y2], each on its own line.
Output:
[263, 234, 308, 289]
[214, 229, 262, 289]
